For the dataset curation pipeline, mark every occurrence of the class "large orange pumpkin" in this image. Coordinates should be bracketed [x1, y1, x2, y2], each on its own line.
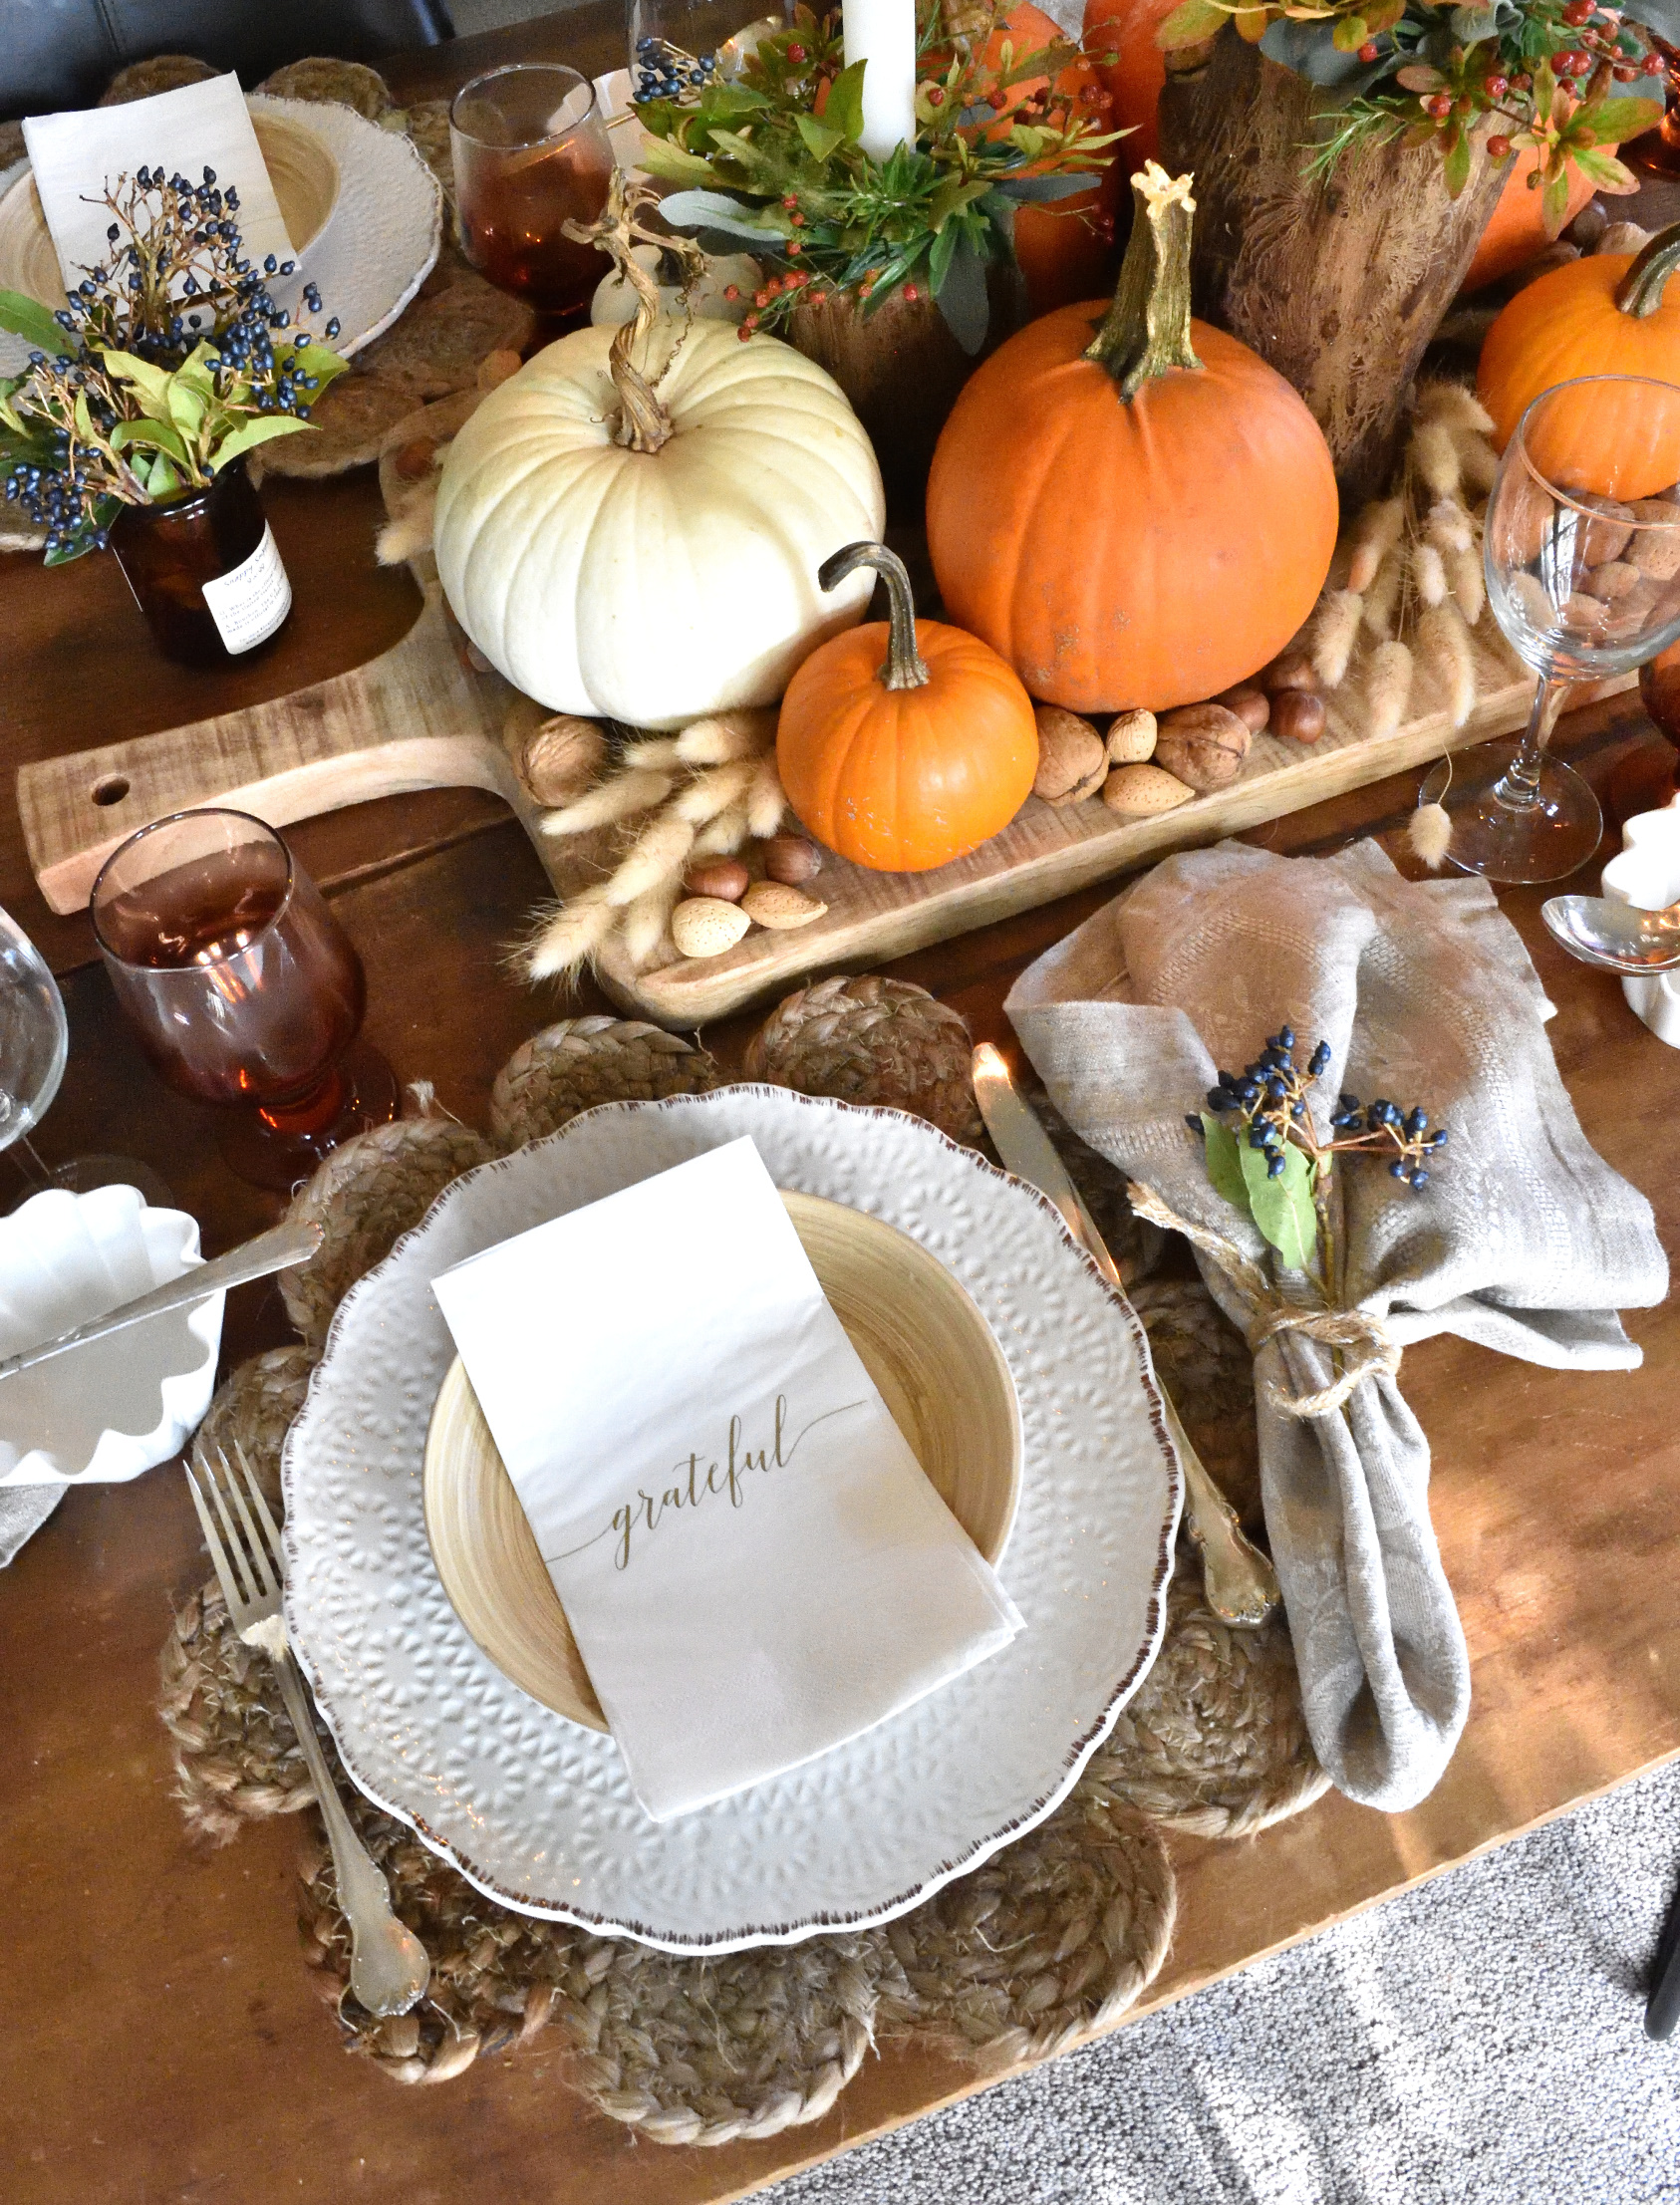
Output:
[1478, 224, 1680, 497]
[926, 163, 1339, 713]
[778, 541, 1038, 871]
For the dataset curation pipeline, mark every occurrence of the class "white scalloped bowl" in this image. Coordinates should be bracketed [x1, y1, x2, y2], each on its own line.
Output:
[1601, 793, 1680, 1049]
[0, 1185, 223, 1485]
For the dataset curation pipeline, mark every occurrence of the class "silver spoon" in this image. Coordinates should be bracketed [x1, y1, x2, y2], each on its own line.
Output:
[1541, 895, 1680, 974]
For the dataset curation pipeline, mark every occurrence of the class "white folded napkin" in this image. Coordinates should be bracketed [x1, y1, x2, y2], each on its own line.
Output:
[24, 75, 294, 297]
[432, 1137, 1021, 1820]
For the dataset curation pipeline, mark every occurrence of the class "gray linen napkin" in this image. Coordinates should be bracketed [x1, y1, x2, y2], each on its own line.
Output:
[1006, 839, 1667, 1811]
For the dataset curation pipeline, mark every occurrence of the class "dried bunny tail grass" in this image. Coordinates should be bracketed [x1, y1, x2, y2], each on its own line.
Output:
[676, 708, 778, 764]
[673, 757, 757, 825]
[1418, 602, 1477, 728]
[375, 485, 436, 566]
[1346, 497, 1405, 594]
[1362, 556, 1403, 641]
[606, 812, 696, 906]
[746, 750, 789, 839]
[524, 885, 615, 982]
[1425, 498, 1475, 555]
[1414, 542, 1448, 608]
[1449, 543, 1486, 626]
[1311, 589, 1363, 689]
[620, 878, 681, 966]
[1365, 639, 1414, 736]
[692, 803, 750, 859]
[1454, 429, 1499, 496]
[540, 770, 673, 837]
[1410, 799, 1453, 869]
[1414, 419, 1462, 499]
[619, 736, 684, 770]
[1417, 381, 1495, 436]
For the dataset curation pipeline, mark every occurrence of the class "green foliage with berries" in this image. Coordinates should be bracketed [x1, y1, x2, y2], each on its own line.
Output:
[637, 1, 1124, 348]
[1158, 0, 1668, 226]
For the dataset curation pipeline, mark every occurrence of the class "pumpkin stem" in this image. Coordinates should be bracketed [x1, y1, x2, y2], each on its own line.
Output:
[1615, 221, 1680, 319]
[818, 541, 931, 691]
[562, 171, 706, 455]
[1083, 161, 1203, 401]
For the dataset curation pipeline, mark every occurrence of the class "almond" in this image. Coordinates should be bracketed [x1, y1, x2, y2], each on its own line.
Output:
[1104, 707, 1158, 764]
[741, 881, 827, 930]
[1576, 491, 1635, 567]
[671, 896, 751, 959]
[1102, 762, 1195, 816]
[1032, 706, 1107, 803]
[1627, 501, 1680, 580]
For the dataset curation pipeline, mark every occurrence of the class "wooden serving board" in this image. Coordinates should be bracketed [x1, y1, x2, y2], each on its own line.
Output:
[19, 583, 1631, 1027]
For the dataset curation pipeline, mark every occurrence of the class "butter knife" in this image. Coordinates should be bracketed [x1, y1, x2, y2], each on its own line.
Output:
[0, 1216, 323, 1384]
[972, 1045, 1279, 1628]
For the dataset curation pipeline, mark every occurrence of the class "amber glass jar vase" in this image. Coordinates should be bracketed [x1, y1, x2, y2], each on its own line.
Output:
[110, 458, 292, 669]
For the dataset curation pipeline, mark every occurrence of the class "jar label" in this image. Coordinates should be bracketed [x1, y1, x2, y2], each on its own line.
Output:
[200, 522, 292, 654]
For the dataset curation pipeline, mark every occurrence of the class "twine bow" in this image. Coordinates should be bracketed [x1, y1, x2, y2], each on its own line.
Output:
[1126, 1181, 1402, 1421]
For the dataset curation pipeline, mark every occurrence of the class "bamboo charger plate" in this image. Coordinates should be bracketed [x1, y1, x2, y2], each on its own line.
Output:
[421, 1190, 1023, 1732]
[0, 111, 339, 312]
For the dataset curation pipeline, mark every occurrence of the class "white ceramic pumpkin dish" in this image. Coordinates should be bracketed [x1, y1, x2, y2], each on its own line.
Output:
[283, 1089, 1182, 1952]
[1601, 792, 1680, 1048]
[421, 1188, 1023, 1730]
[431, 320, 886, 728]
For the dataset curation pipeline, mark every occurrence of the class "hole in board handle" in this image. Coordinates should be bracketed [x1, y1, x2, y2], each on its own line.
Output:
[91, 776, 131, 807]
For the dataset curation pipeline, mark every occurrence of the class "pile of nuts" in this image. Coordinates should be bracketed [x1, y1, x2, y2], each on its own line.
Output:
[1031, 653, 1327, 820]
[671, 835, 827, 959]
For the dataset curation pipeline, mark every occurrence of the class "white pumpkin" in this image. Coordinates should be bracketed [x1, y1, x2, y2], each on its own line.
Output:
[432, 318, 886, 730]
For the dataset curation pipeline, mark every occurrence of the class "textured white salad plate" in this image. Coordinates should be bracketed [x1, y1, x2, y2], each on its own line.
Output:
[283, 1089, 1182, 1953]
[0, 97, 440, 377]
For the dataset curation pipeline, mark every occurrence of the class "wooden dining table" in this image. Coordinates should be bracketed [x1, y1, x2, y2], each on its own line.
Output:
[5, 18, 1680, 2202]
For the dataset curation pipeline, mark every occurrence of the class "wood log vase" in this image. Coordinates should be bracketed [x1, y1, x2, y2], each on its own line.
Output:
[1158, 28, 1511, 503]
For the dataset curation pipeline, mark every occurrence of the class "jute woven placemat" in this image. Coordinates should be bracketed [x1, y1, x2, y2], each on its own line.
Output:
[159, 994, 1323, 2130]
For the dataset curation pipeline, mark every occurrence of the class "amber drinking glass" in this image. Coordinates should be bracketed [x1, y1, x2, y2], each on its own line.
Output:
[92, 811, 397, 1192]
[449, 65, 615, 326]
[110, 458, 291, 669]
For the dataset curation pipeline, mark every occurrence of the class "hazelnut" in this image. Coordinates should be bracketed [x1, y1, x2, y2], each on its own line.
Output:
[683, 857, 749, 902]
[1105, 708, 1158, 764]
[1032, 706, 1108, 804]
[672, 897, 751, 959]
[1102, 762, 1195, 816]
[741, 881, 827, 930]
[1153, 702, 1251, 791]
[1260, 652, 1319, 695]
[762, 835, 823, 885]
[1270, 689, 1325, 743]
[1216, 684, 1270, 734]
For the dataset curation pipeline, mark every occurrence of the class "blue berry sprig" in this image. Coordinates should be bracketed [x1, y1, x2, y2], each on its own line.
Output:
[634, 35, 719, 104]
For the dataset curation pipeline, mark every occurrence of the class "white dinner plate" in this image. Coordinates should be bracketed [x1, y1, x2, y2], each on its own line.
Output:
[282, 1089, 1182, 1953]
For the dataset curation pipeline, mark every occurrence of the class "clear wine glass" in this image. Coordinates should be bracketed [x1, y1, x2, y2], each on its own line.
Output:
[629, 0, 786, 101]
[1420, 374, 1680, 884]
[0, 906, 170, 1208]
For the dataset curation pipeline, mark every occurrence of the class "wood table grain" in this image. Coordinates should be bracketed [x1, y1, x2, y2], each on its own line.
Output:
[4, 22, 1680, 2203]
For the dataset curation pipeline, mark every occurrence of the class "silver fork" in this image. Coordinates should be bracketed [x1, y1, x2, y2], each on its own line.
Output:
[185, 1439, 430, 2019]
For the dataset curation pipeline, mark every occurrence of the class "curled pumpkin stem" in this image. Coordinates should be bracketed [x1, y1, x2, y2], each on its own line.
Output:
[562, 171, 706, 455]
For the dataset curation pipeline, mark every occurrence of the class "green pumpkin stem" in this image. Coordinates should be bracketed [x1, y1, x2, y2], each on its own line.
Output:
[1615, 221, 1680, 320]
[1084, 160, 1203, 401]
[818, 541, 931, 691]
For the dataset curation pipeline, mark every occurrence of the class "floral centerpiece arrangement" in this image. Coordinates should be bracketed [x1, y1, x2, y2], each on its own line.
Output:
[0, 165, 347, 562]
[637, 1, 1123, 350]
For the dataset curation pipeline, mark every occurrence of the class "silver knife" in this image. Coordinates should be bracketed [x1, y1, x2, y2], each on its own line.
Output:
[972, 1044, 1279, 1629]
[0, 1216, 323, 1383]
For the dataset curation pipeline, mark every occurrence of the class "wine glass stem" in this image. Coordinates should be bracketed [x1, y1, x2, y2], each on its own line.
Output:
[10, 1134, 53, 1191]
[1492, 678, 1567, 812]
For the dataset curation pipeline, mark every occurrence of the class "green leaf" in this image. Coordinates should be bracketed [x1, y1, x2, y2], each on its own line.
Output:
[1157, 0, 1227, 47]
[99, 348, 175, 419]
[795, 112, 844, 159]
[1570, 144, 1638, 192]
[1575, 96, 1664, 145]
[111, 415, 190, 464]
[209, 413, 312, 471]
[1332, 14, 1369, 50]
[1443, 127, 1472, 199]
[287, 340, 350, 406]
[140, 447, 181, 499]
[1239, 1139, 1317, 1271]
[1201, 1114, 1252, 1215]
[0, 290, 75, 358]
[174, 341, 220, 396]
[823, 60, 868, 143]
[167, 376, 208, 439]
[637, 137, 720, 185]
[1540, 160, 1571, 236]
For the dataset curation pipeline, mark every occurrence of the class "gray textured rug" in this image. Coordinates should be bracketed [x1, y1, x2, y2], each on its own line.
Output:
[777, 1758, 1680, 2205]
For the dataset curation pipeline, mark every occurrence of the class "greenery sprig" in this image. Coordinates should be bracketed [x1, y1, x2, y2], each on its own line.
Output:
[1159, 0, 1670, 229]
[0, 165, 348, 562]
[637, 1, 1124, 349]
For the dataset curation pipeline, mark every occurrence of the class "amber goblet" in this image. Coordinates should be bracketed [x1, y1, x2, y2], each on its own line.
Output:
[449, 65, 615, 328]
[91, 810, 397, 1192]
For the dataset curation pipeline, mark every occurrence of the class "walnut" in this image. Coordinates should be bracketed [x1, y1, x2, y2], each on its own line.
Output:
[1032, 706, 1107, 805]
[1152, 703, 1251, 791]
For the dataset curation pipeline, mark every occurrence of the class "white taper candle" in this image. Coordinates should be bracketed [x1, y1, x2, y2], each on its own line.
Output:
[843, 0, 918, 162]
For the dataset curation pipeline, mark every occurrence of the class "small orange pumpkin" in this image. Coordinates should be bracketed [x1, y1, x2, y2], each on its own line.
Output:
[926, 163, 1339, 714]
[1479, 223, 1680, 497]
[778, 542, 1038, 872]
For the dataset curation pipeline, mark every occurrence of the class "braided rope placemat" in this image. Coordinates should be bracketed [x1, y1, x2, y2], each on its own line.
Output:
[158, 995, 1322, 2128]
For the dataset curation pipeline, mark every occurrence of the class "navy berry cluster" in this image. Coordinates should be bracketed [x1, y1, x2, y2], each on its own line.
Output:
[1186, 1025, 1448, 1192]
[634, 36, 716, 101]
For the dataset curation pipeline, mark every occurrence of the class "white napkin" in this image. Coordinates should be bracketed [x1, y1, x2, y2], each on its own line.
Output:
[24, 75, 294, 296]
[432, 1137, 1021, 1821]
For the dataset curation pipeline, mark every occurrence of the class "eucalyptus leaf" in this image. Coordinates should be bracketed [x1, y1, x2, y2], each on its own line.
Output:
[210, 413, 312, 471]
[1201, 1114, 1252, 1215]
[0, 290, 75, 359]
[1449, 5, 1501, 41]
[658, 187, 789, 242]
[993, 168, 1100, 201]
[1260, 16, 1384, 87]
[1240, 1139, 1318, 1272]
[933, 229, 990, 355]
[1621, 0, 1680, 43]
